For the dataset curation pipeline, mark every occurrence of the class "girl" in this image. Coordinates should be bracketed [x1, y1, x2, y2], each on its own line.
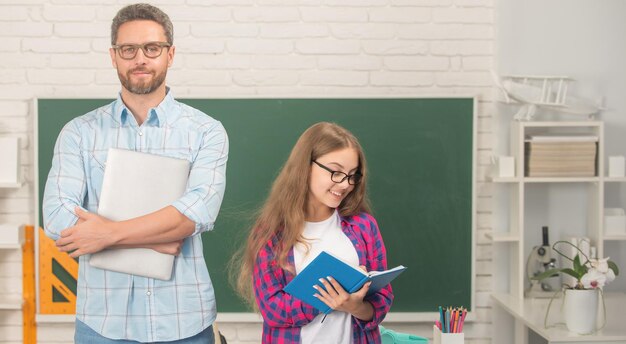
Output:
[235, 122, 393, 343]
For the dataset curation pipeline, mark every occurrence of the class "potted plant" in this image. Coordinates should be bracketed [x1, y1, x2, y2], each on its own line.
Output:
[532, 240, 619, 334]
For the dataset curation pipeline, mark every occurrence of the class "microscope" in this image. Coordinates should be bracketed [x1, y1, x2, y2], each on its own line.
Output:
[525, 226, 559, 298]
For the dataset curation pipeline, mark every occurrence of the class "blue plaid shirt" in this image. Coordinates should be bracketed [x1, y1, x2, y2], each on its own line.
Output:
[42, 89, 228, 342]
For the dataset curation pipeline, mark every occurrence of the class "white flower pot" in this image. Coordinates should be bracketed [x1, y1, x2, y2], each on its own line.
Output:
[563, 288, 599, 334]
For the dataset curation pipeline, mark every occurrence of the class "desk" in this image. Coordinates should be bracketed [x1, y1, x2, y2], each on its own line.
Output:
[492, 292, 626, 344]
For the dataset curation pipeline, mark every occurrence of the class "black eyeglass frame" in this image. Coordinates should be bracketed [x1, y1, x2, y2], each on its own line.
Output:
[111, 41, 172, 60]
[312, 160, 362, 185]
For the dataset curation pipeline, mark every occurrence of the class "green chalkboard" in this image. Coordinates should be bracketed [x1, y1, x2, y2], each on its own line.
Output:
[38, 98, 474, 314]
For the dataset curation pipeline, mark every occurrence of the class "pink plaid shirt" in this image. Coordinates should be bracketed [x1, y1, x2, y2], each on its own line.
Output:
[253, 212, 394, 343]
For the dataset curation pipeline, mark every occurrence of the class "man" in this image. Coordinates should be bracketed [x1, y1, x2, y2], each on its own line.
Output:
[42, 4, 227, 343]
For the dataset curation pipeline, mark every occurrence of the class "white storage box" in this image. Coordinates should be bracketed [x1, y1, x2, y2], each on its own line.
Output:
[604, 208, 626, 235]
[497, 156, 515, 178]
[0, 224, 23, 246]
[608, 156, 625, 177]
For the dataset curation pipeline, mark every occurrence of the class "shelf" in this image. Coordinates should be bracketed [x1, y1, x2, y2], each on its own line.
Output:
[519, 121, 602, 128]
[491, 177, 602, 183]
[0, 295, 22, 310]
[603, 234, 626, 241]
[0, 243, 21, 249]
[523, 177, 600, 183]
[604, 176, 626, 182]
[36, 314, 76, 323]
[491, 176, 520, 183]
[492, 292, 626, 343]
[486, 232, 520, 242]
[0, 181, 22, 188]
[494, 120, 626, 343]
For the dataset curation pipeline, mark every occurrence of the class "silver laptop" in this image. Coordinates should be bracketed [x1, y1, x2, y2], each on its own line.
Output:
[89, 148, 190, 280]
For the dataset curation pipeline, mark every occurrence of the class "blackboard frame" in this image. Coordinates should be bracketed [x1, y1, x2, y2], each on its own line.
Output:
[34, 96, 476, 322]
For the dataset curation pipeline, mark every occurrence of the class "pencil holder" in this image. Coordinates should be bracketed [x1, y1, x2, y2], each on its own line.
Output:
[433, 325, 464, 344]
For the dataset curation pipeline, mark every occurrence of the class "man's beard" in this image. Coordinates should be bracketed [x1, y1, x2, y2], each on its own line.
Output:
[118, 67, 167, 95]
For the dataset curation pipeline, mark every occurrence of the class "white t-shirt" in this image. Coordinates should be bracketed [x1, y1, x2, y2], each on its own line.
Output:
[293, 210, 359, 344]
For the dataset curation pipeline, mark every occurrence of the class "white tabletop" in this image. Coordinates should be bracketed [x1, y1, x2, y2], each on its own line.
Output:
[492, 292, 626, 343]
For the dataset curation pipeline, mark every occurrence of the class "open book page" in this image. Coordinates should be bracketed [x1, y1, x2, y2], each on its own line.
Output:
[284, 251, 367, 313]
[325, 251, 406, 277]
[320, 251, 407, 295]
[369, 265, 407, 277]
[284, 251, 407, 313]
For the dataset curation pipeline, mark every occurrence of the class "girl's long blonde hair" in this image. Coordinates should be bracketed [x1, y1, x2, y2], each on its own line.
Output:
[233, 122, 371, 308]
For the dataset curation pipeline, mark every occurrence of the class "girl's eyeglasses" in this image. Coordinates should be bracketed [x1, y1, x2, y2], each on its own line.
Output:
[312, 160, 362, 185]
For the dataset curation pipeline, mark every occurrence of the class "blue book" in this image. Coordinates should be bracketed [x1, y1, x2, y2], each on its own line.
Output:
[284, 251, 407, 314]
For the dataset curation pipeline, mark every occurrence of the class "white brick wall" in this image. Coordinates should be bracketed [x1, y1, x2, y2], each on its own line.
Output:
[0, 1, 495, 343]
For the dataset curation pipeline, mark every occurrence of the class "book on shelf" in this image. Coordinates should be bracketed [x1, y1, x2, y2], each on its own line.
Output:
[283, 251, 407, 314]
[527, 169, 596, 175]
[525, 134, 599, 143]
[526, 170, 596, 177]
[527, 155, 596, 161]
[527, 145, 597, 154]
[527, 160, 597, 168]
[527, 141, 597, 149]
[525, 164, 596, 177]
[524, 139, 598, 177]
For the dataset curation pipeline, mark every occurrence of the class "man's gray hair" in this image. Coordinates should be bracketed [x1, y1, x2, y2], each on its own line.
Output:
[111, 3, 173, 45]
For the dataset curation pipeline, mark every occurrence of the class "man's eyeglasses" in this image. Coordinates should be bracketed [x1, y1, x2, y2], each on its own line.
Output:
[312, 160, 362, 185]
[112, 42, 171, 60]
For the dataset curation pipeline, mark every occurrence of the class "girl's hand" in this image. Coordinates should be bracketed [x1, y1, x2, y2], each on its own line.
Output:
[313, 266, 374, 321]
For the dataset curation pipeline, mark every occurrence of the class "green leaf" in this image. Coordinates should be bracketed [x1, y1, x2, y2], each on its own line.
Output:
[559, 268, 581, 280]
[532, 268, 566, 281]
[608, 261, 620, 276]
[573, 255, 582, 272]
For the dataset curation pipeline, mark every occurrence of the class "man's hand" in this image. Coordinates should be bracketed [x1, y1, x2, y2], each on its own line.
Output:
[146, 240, 184, 255]
[55, 207, 115, 258]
